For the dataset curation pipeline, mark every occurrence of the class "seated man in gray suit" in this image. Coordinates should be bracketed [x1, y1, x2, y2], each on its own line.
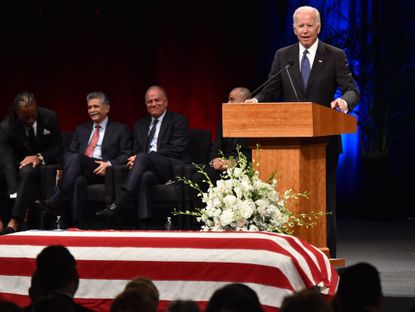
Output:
[95, 85, 189, 229]
[38, 92, 131, 226]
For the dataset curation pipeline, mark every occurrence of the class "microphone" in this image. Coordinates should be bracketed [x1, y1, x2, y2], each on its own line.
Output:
[245, 61, 294, 101]
[285, 61, 300, 102]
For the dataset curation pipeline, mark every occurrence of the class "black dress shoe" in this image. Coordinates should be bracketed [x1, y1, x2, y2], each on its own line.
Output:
[34, 198, 62, 215]
[95, 203, 119, 218]
[137, 220, 148, 230]
[3, 227, 17, 235]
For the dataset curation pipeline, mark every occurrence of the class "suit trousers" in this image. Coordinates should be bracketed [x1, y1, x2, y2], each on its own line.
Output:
[0, 161, 20, 195]
[122, 152, 173, 220]
[60, 153, 103, 224]
[61, 154, 103, 193]
[12, 166, 41, 221]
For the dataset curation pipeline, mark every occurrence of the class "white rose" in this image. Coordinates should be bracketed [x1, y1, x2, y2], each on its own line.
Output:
[233, 186, 243, 199]
[255, 198, 269, 209]
[257, 205, 267, 217]
[233, 167, 243, 178]
[216, 180, 227, 193]
[248, 224, 259, 231]
[240, 200, 254, 219]
[223, 194, 237, 209]
[219, 209, 234, 226]
[240, 179, 253, 194]
[212, 197, 222, 209]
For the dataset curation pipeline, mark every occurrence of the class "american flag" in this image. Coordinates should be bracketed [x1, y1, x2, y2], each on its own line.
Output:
[0, 230, 338, 311]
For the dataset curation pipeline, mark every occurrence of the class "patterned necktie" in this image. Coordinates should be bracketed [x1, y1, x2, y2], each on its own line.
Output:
[147, 119, 159, 152]
[84, 124, 100, 158]
[301, 49, 310, 88]
[27, 125, 37, 153]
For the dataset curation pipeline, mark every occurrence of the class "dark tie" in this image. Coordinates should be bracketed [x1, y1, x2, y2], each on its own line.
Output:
[301, 49, 310, 88]
[147, 118, 159, 152]
[84, 124, 101, 158]
[27, 125, 37, 153]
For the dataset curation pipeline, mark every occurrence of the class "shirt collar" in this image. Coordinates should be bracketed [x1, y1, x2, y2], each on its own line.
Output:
[153, 110, 166, 123]
[299, 38, 319, 57]
[95, 117, 108, 129]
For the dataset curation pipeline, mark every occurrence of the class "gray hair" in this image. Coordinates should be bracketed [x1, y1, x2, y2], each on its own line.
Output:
[293, 6, 321, 26]
[86, 91, 110, 105]
[145, 85, 168, 101]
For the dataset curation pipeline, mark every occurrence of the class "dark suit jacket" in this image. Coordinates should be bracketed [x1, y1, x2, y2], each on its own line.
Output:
[257, 40, 360, 108]
[210, 121, 251, 162]
[0, 107, 62, 192]
[68, 119, 131, 165]
[132, 111, 189, 165]
[0, 107, 62, 165]
[256, 40, 360, 153]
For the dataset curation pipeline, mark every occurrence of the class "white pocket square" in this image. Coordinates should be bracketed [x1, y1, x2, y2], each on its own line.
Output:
[43, 129, 51, 135]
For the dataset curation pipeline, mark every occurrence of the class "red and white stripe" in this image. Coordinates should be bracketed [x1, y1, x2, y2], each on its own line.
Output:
[0, 230, 338, 311]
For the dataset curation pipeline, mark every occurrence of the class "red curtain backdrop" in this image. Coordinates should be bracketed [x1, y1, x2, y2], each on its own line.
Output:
[0, 2, 264, 137]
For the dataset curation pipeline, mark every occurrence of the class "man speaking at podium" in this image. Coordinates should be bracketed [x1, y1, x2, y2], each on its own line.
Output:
[245, 6, 360, 257]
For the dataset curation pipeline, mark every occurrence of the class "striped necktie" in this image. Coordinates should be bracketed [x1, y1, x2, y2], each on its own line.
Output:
[146, 119, 159, 152]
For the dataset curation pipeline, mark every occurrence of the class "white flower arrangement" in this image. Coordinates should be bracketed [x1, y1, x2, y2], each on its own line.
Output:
[178, 146, 323, 234]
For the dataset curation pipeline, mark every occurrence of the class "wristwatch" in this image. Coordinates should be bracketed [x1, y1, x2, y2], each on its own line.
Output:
[36, 153, 45, 165]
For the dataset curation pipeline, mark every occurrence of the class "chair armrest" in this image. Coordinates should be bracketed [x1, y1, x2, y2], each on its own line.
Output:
[172, 164, 185, 180]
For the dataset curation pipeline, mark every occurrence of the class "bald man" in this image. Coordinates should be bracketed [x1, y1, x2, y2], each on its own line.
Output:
[189, 87, 252, 213]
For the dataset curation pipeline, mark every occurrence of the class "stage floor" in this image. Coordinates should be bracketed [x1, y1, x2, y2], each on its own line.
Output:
[337, 217, 415, 311]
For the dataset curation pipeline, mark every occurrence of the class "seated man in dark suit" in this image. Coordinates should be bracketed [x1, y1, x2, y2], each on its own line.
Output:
[0, 92, 63, 233]
[95, 85, 189, 229]
[38, 91, 131, 226]
[190, 87, 252, 210]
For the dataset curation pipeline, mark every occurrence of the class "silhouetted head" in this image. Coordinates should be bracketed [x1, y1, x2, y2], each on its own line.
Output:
[124, 276, 159, 308]
[36, 245, 79, 295]
[333, 262, 383, 311]
[206, 283, 263, 312]
[280, 289, 330, 312]
[110, 289, 158, 312]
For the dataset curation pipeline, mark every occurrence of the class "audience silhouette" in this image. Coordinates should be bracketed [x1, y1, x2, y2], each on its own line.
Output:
[36, 245, 92, 311]
[280, 289, 331, 312]
[124, 276, 159, 309]
[205, 283, 263, 312]
[167, 299, 200, 312]
[110, 288, 158, 312]
[331, 262, 383, 312]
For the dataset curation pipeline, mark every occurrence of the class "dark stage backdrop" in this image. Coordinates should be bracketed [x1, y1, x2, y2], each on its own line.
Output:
[1, 1, 413, 217]
[0, 1, 270, 132]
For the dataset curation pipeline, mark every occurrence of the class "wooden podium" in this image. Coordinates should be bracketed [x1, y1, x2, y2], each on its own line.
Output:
[222, 102, 357, 251]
